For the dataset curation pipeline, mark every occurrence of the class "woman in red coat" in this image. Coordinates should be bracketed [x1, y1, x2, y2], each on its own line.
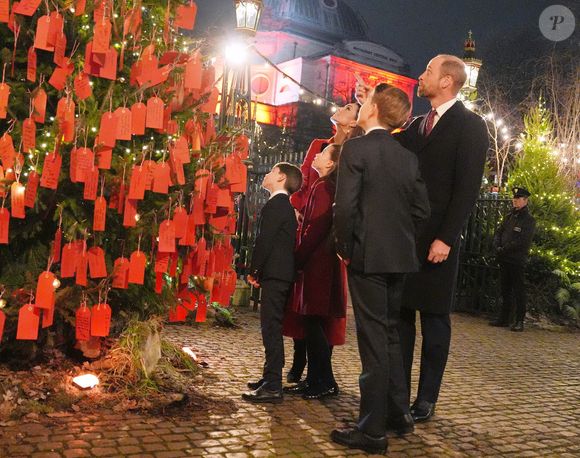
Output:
[284, 103, 362, 384]
[289, 143, 348, 399]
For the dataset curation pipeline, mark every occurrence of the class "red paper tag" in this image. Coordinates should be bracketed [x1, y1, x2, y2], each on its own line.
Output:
[35, 271, 56, 309]
[0, 83, 9, 119]
[99, 112, 116, 148]
[170, 155, 185, 186]
[112, 257, 130, 289]
[0, 133, 15, 169]
[95, 143, 112, 170]
[75, 304, 91, 341]
[194, 169, 211, 200]
[114, 107, 132, 141]
[158, 219, 176, 253]
[40, 152, 62, 190]
[128, 165, 146, 200]
[192, 197, 205, 226]
[47, 11, 64, 47]
[10, 182, 26, 219]
[56, 98, 75, 142]
[205, 185, 219, 214]
[61, 242, 79, 278]
[75, 0, 87, 16]
[93, 19, 112, 54]
[175, 2, 197, 30]
[146, 97, 164, 129]
[195, 294, 207, 322]
[34, 16, 54, 51]
[173, 207, 188, 240]
[181, 213, 197, 246]
[131, 102, 147, 135]
[128, 250, 147, 285]
[48, 65, 70, 91]
[76, 248, 88, 286]
[75, 147, 94, 183]
[87, 246, 107, 278]
[123, 197, 138, 227]
[155, 251, 170, 273]
[52, 228, 62, 263]
[184, 51, 202, 90]
[17, 304, 40, 340]
[93, 196, 107, 231]
[99, 48, 118, 80]
[12, 0, 42, 16]
[22, 118, 36, 153]
[91, 303, 112, 337]
[152, 162, 170, 194]
[0, 206, 8, 244]
[43, 304, 55, 328]
[143, 160, 156, 190]
[32, 88, 47, 123]
[53, 31, 67, 67]
[74, 72, 92, 100]
[83, 166, 99, 201]
[172, 135, 190, 164]
[24, 171, 40, 208]
[169, 304, 188, 322]
[27, 46, 37, 82]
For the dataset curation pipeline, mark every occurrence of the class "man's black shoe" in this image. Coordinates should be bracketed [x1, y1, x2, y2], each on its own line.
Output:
[283, 381, 307, 395]
[286, 370, 303, 384]
[489, 319, 509, 327]
[247, 379, 264, 390]
[510, 321, 524, 332]
[330, 428, 387, 455]
[241, 386, 283, 404]
[387, 413, 414, 436]
[410, 400, 435, 423]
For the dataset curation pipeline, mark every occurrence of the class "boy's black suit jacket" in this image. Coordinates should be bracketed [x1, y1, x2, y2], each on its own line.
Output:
[250, 193, 297, 282]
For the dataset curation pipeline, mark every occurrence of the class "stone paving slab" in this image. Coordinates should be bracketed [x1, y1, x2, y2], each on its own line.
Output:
[0, 309, 578, 457]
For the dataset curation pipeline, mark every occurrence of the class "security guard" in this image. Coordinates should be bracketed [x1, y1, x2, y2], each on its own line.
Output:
[490, 187, 536, 331]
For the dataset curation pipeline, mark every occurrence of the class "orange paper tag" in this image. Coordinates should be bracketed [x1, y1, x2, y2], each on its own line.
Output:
[184, 51, 202, 90]
[61, 241, 80, 278]
[173, 207, 188, 239]
[83, 166, 99, 201]
[0, 207, 8, 244]
[76, 248, 88, 286]
[122, 197, 138, 227]
[0, 133, 15, 169]
[152, 162, 170, 194]
[175, 1, 197, 30]
[17, 304, 40, 340]
[92, 19, 112, 54]
[75, 147, 94, 183]
[128, 165, 146, 200]
[34, 16, 54, 51]
[32, 88, 47, 123]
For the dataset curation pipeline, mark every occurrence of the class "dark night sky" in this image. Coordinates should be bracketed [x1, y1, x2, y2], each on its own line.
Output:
[196, 0, 579, 112]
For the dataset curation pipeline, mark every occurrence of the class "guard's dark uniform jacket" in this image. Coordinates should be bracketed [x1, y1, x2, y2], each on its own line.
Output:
[493, 205, 536, 264]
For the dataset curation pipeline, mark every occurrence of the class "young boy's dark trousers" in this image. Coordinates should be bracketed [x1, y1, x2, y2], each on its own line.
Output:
[260, 279, 293, 391]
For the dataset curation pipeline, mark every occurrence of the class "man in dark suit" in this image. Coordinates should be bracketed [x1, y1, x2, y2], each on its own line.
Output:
[394, 55, 490, 422]
[331, 84, 430, 454]
[243, 162, 302, 403]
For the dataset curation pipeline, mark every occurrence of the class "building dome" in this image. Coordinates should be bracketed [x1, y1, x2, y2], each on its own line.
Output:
[261, 0, 368, 44]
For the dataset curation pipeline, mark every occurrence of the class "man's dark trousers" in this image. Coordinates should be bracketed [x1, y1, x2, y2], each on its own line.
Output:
[399, 309, 451, 404]
[348, 269, 409, 437]
[260, 279, 292, 391]
[499, 261, 526, 323]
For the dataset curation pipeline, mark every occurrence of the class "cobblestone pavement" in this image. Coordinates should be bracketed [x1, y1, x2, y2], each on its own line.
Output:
[1, 309, 578, 458]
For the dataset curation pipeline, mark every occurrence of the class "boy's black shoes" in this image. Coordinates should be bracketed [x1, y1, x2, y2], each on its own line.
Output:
[241, 385, 283, 404]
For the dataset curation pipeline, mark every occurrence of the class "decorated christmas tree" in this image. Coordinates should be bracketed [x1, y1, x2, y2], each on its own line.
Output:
[0, 1, 247, 354]
[507, 103, 580, 318]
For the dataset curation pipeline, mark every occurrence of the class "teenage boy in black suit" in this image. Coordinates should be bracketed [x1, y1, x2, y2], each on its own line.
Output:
[331, 84, 430, 454]
[243, 162, 303, 404]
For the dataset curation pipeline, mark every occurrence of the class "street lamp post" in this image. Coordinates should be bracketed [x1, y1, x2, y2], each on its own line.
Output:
[460, 30, 482, 102]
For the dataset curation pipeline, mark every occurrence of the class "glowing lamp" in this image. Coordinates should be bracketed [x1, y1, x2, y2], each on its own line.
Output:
[0, 299, 6, 309]
[224, 41, 248, 66]
[460, 31, 482, 100]
[72, 374, 99, 389]
[234, 0, 263, 35]
[52, 278, 61, 289]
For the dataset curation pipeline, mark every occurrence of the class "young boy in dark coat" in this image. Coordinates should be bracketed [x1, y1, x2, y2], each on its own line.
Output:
[243, 162, 303, 404]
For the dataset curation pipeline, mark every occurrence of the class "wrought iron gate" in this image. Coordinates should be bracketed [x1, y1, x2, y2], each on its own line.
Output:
[454, 195, 512, 313]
